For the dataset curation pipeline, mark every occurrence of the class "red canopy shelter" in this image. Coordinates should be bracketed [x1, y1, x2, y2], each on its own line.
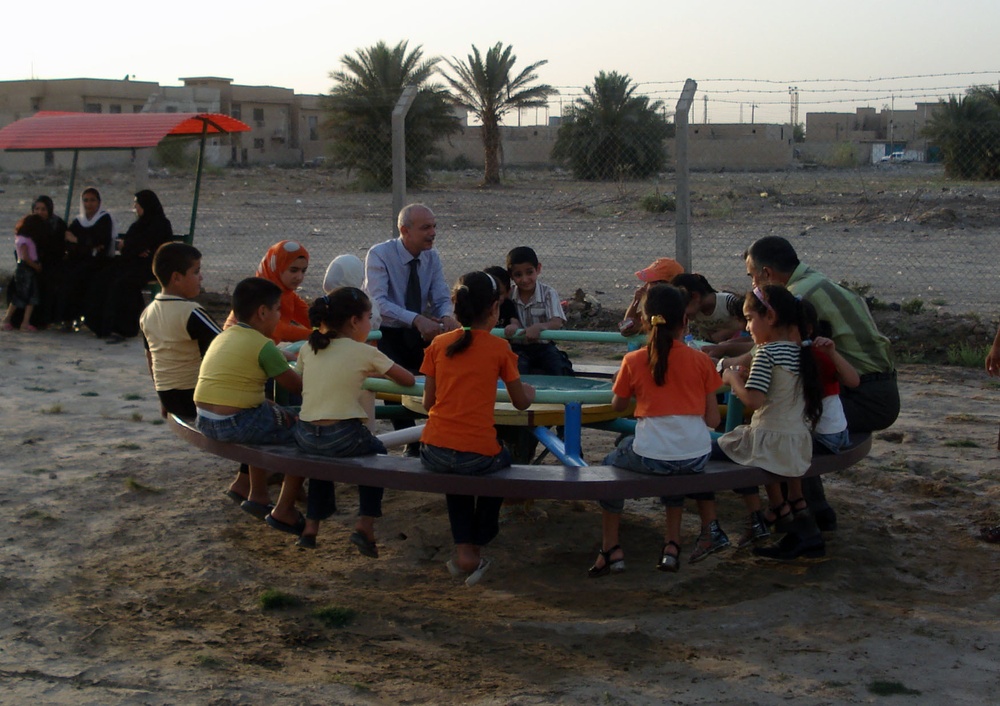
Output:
[0, 111, 251, 237]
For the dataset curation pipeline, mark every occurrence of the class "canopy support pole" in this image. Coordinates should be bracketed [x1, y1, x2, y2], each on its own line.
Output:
[63, 150, 80, 222]
[188, 119, 209, 242]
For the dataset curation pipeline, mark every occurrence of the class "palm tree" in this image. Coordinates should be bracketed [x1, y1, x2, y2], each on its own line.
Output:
[324, 40, 460, 189]
[441, 43, 556, 185]
[552, 71, 672, 181]
[923, 93, 1000, 180]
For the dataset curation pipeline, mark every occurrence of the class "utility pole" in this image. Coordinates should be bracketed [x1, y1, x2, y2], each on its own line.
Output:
[751, 103, 756, 124]
[788, 86, 799, 127]
[703, 94, 708, 124]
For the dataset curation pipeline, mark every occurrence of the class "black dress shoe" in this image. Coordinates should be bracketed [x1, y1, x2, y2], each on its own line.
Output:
[814, 507, 837, 532]
[753, 532, 825, 560]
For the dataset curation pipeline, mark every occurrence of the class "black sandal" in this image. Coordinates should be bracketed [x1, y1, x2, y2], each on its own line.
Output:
[588, 544, 625, 578]
[657, 541, 681, 573]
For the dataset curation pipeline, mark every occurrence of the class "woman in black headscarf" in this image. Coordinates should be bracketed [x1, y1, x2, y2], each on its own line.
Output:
[86, 189, 173, 341]
[29, 195, 67, 327]
[55, 187, 115, 327]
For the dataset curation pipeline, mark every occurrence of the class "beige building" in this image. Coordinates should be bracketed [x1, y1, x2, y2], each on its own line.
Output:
[0, 77, 326, 170]
[802, 103, 938, 164]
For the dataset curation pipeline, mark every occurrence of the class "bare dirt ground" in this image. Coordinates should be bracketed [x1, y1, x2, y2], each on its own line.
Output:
[0, 328, 998, 705]
[1, 166, 999, 703]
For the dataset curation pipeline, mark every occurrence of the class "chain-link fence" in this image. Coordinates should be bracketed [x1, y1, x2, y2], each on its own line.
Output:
[2, 132, 999, 319]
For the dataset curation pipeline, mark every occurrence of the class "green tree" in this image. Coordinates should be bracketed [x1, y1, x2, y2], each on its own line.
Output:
[323, 40, 460, 189]
[441, 43, 556, 186]
[922, 88, 1000, 180]
[551, 71, 672, 181]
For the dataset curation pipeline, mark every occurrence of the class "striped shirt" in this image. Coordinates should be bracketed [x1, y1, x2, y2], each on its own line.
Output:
[746, 341, 801, 393]
[786, 263, 894, 375]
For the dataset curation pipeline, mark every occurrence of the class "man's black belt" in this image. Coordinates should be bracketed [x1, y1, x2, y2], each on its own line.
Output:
[858, 370, 896, 383]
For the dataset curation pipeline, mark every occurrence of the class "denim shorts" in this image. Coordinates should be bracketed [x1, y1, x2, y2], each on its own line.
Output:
[294, 418, 387, 457]
[600, 435, 709, 512]
[420, 444, 513, 476]
[196, 401, 296, 445]
[813, 429, 850, 454]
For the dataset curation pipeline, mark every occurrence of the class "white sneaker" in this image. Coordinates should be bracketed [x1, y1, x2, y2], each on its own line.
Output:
[464, 558, 492, 587]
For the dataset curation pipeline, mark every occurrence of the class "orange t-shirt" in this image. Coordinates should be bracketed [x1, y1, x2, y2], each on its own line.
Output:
[420, 329, 521, 457]
[613, 344, 722, 418]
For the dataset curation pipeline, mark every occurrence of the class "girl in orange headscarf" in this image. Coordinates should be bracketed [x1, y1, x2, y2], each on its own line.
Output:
[226, 240, 311, 342]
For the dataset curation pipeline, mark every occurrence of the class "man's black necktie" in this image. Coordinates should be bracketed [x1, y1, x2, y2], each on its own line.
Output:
[405, 257, 421, 314]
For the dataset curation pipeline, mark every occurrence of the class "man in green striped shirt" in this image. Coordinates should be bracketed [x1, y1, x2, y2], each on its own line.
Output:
[745, 236, 899, 533]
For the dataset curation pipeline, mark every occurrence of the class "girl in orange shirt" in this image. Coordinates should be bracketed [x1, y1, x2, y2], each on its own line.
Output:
[419, 271, 535, 586]
[591, 284, 724, 577]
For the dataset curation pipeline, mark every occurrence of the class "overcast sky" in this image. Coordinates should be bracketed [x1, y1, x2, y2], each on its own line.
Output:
[5, 0, 997, 124]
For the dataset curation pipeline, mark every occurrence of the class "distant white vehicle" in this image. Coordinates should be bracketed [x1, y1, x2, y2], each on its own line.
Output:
[879, 151, 909, 163]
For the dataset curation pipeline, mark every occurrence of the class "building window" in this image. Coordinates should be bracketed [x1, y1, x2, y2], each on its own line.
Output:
[253, 138, 265, 151]
[308, 115, 319, 141]
[253, 108, 265, 126]
[109, 104, 122, 114]
[44, 150, 54, 167]
[30, 98, 41, 111]
[165, 106, 178, 113]
[231, 104, 241, 120]
[133, 105, 144, 113]
[85, 103, 102, 113]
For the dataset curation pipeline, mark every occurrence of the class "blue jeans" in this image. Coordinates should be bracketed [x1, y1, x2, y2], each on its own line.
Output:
[294, 419, 387, 520]
[813, 429, 850, 454]
[600, 436, 710, 512]
[511, 342, 574, 376]
[195, 401, 296, 445]
[420, 444, 512, 546]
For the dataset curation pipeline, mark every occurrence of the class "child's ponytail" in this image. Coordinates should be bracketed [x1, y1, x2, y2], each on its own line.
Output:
[643, 284, 688, 386]
[307, 295, 335, 353]
[446, 271, 500, 357]
[794, 299, 824, 430]
[307, 287, 371, 353]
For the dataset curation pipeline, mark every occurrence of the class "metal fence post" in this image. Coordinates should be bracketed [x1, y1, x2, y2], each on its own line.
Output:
[391, 85, 419, 236]
[675, 79, 698, 272]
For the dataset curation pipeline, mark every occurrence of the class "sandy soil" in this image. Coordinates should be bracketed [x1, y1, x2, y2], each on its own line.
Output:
[0, 327, 998, 705]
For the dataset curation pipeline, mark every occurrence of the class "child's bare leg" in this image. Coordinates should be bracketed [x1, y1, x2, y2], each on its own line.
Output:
[764, 483, 787, 510]
[741, 490, 763, 513]
[665, 506, 683, 548]
[695, 498, 718, 529]
[785, 479, 806, 509]
[228, 465, 252, 500]
[455, 543, 481, 573]
[21, 304, 34, 329]
[269, 474, 305, 526]
[589, 509, 625, 573]
[245, 465, 270, 505]
[2, 304, 15, 326]
[355, 515, 376, 542]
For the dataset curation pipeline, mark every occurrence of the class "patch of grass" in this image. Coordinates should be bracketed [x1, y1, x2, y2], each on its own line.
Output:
[901, 298, 924, 315]
[943, 439, 979, 448]
[80, 391, 99, 397]
[122, 393, 144, 401]
[945, 413, 984, 423]
[259, 589, 300, 611]
[41, 404, 64, 415]
[21, 509, 58, 522]
[130, 412, 144, 422]
[193, 653, 225, 669]
[638, 191, 676, 213]
[984, 380, 1000, 390]
[946, 342, 990, 368]
[124, 477, 163, 494]
[930, 298, 948, 306]
[24, 386, 58, 393]
[116, 442, 141, 451]
[313, 606, 357, 628]
[150, 419, 165, 426]
[867, 680, 921, 696]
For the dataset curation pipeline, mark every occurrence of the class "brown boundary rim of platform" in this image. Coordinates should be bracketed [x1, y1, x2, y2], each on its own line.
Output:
[168, 415, 871, 501]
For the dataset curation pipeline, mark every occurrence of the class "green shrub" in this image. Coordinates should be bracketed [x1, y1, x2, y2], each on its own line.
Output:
[946, 342, 990, 367]
[639, 192, 676, 213]
[314, 606, 357, 628]
[901, 298, 924, 315]
[259, 589, 300, 611]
